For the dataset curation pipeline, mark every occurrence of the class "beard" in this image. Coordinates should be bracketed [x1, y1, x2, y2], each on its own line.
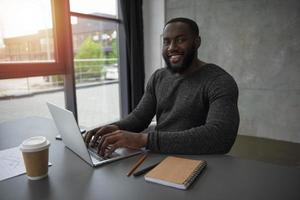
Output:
[163, 46, 197, 74]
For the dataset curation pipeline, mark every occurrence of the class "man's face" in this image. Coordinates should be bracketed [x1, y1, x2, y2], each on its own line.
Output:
[162, 22, 199, 73]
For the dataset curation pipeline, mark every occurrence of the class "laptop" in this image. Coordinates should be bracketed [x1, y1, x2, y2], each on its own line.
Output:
[47, 102, 144, 167]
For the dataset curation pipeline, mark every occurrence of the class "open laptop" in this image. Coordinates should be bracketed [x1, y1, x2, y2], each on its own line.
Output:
[47, 102, 144, 167]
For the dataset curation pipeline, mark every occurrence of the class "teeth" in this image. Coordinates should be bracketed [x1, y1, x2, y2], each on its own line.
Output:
[170, 55, 181, 63]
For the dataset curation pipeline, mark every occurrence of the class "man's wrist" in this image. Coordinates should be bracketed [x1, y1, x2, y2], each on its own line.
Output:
[111, 124, 119, 130]
[139, 133, 148, 148]
[109, 124, 119, 130]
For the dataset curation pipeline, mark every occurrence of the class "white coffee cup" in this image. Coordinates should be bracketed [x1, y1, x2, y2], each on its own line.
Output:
[20, 136, 50, 180]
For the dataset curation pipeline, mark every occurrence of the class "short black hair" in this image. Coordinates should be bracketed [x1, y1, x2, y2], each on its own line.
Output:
[164, 17, 199, 36]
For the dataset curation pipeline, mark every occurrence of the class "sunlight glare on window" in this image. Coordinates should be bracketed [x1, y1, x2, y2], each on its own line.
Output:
[70, 0, 117, 17]
[0, 0, 54, 63]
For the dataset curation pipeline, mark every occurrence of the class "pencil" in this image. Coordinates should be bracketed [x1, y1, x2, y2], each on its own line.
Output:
[127, 153, 148, 177]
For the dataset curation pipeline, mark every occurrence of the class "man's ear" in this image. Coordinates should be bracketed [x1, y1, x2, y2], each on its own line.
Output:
[194, 36, 201, 48]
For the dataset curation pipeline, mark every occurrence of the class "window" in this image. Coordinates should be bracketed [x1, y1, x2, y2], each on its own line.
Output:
[70, 0, 118, 17]
[0, 0, 124, 125]
[70, 0, 121, 126]
[0, 0, 66, 78]
[0, 75, 65, 123]
[0, 0, 65, 122]
[0, 0, 54, 63]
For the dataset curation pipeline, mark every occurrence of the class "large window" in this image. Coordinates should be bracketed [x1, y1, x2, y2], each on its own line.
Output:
[70, 0, 121, 126]
[0, 0, 122, 126]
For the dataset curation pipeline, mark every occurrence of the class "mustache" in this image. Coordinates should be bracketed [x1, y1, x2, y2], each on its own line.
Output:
[167, 52, 184, 57]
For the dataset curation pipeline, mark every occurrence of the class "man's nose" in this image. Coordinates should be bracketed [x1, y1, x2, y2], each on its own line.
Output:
[168, 40, 177, 51]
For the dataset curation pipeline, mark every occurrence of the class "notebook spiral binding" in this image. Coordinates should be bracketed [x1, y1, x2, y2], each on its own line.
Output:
[183, 160, 207, 187]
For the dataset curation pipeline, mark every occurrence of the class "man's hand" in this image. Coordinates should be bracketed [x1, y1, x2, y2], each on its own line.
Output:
[97, 130, 148, 157]
[84, 125, 119, 147]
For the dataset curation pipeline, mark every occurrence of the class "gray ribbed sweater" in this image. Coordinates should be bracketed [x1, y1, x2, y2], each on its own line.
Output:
[114, 64, 239, 154]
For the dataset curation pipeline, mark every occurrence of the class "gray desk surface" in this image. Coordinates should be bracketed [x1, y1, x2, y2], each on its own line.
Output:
[0, 117, 299, 200]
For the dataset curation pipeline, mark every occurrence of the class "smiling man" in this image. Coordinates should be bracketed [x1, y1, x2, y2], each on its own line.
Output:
[84, 18, 240, 157]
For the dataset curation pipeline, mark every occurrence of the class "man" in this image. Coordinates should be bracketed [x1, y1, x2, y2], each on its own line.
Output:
[84, 17, 239, 157]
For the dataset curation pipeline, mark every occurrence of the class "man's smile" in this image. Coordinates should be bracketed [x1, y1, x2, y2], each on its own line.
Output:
[168, 53, 184, 64]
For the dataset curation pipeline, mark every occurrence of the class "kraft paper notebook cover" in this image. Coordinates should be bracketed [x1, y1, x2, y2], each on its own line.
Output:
[144, 156, 207, 190]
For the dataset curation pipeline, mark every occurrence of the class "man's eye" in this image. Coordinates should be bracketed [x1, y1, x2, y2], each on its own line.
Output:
[163, 40, 170, 45]
[176, 38, 184, 44]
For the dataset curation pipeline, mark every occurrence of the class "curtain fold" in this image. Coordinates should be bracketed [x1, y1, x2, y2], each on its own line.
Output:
[120, 0, 145, 112]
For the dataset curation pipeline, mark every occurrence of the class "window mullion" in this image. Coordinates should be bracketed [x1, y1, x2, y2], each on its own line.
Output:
[53, 0, 78, 120]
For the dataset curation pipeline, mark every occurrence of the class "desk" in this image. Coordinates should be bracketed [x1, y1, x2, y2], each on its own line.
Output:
[0, 117, 299, 200]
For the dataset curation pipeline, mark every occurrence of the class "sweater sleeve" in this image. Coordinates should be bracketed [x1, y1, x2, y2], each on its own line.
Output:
[113, 71, 157, 132]
[147, 74, 240, 154]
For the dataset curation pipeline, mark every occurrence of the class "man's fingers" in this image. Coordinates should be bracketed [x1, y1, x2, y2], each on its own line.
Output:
[98, 133, 121, 155]
[99, 130, 122, 147]
[98, 134, 118, 155]
[104, 142, 121, 158]
[98, 132, 119, 150]
[84, 129, 97, 144]
[85, 125, 119, 145]
[91, 126, 118, 147]
[93, 130, 145, 157]
[90, 128, 106, 147]
[91, 126, 110, 146]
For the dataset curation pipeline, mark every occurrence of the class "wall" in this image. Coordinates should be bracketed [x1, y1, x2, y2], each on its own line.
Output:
[164, 0, 300, 143]
[143, 0, 300, 143]
[143, 0, 165, 83]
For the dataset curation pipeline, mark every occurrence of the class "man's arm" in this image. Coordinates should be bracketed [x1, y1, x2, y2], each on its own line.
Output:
[84, 71, 158, 155]
[113, 71, 158, 132]
[147, 75, 240, 154]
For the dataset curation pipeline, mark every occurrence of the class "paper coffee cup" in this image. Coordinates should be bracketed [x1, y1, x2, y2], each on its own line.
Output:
[20, 136, 50, 180]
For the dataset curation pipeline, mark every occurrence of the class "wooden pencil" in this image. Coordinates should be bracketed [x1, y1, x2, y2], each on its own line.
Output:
[127, 153, 148, 177]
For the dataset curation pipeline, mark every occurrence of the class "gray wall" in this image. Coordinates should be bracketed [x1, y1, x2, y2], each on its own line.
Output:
[143, 0, 165, 83]
[164, 0, 300, 143]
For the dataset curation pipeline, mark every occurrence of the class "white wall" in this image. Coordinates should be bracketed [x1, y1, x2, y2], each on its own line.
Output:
[143, 0, 165, 84]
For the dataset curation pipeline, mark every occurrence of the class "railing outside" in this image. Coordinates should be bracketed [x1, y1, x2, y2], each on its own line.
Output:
[0, 58, 119, 97]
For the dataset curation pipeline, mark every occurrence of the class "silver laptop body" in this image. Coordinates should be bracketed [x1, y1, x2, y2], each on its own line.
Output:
[47, 102, 143, 167]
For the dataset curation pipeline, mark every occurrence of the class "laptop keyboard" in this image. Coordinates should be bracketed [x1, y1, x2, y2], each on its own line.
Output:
[88, 147, 120, 161]
[88, 147, 106, 160]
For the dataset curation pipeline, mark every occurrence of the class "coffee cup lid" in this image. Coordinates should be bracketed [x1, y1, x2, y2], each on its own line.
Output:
[20, 136, 50, 152]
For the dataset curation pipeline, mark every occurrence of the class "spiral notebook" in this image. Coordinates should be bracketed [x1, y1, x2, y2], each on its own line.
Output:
[144, 156, 207, 190]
